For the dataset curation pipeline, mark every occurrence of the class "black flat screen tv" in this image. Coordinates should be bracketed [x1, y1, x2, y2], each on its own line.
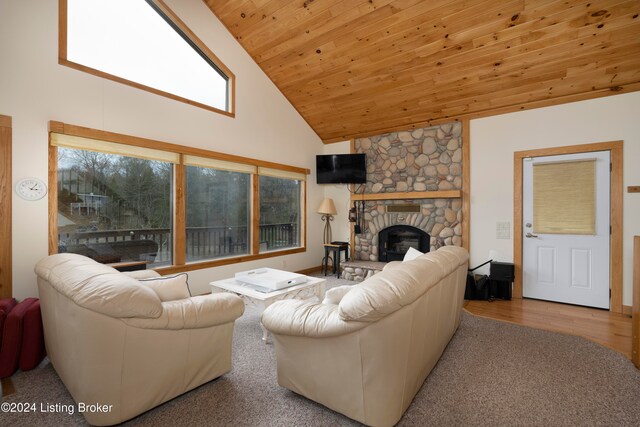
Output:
[316, 154, 366, 184]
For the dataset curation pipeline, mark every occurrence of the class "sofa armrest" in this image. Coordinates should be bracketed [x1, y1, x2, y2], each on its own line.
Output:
[121, 293, 244, 330]
[322, 284, 354, 305]
[383, 261, 403, 272]
[121, 270, 161, 280]
[261, 299, 368, 338]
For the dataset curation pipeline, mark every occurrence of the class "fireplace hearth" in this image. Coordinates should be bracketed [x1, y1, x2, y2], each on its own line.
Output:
[378, 225, 430, 262]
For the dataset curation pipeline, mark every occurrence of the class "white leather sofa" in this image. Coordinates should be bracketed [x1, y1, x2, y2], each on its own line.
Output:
[261, 246, 469, 427]
[34, 253, 244, 426]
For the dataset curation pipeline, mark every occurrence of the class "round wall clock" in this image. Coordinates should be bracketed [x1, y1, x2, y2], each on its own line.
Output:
[16, 177, 48, 201]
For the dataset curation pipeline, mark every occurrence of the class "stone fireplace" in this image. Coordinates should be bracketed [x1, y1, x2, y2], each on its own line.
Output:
[352, 121, 464, 263]
[378, 225, 430, 262]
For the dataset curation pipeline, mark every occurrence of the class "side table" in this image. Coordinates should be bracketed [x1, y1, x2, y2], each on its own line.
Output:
[322, 242, 349, 277]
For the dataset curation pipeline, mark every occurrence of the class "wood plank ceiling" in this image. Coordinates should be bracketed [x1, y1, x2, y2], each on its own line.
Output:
[205, 0, 640, 143]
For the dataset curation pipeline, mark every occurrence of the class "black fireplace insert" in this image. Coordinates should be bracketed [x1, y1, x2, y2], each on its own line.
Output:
[378, 225, 430, 262]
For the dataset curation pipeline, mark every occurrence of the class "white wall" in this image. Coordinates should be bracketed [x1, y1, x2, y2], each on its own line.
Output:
[470, 91, 640, 306]
[0, 0, 325, 298]
[321, 141, 353, 243]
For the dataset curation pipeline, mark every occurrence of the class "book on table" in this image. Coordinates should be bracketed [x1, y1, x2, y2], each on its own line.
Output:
[234, 268, 308, 292]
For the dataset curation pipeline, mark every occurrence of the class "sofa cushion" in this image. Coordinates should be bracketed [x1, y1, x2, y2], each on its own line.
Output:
[35, 253, 162, 319]
[403, 247, 423, 262]
[140, 273, 191, 302]
[416, 246, 467, 277]
[322, 285, 353, 305]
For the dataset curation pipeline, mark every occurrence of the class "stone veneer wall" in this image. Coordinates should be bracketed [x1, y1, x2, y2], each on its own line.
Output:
[354, 122, 463, 262]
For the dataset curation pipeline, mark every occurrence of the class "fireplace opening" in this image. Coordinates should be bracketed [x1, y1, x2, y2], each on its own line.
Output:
[378, 225, 430, 262]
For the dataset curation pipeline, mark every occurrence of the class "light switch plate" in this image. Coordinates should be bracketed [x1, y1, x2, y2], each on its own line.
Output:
[496, 221, 511, 239]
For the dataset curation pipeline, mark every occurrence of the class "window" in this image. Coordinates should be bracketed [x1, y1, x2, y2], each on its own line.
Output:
[259, 172, 303, 252]
[60, 0, 234, 115]
[49, 122, 308, 273]
[185, 156, 253, 262]
[53, 134, 179, 268]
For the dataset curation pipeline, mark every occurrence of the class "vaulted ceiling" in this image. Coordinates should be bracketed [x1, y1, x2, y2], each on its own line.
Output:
[205, 0, 640, 143]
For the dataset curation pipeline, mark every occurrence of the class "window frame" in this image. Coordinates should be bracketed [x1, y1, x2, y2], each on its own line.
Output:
[257, 173, 305, 253]
[58, 0, 235, 117]
[184, 163, 253, 263]
[48, 121, 308, 274]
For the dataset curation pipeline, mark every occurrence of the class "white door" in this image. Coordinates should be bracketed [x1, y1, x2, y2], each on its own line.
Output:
[522, 151, 610, 309]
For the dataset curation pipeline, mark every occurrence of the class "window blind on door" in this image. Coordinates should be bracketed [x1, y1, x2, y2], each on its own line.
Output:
[532, 159, 596, 235]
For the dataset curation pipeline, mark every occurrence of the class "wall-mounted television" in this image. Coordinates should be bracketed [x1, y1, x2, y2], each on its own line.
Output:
[316, 154, 366, 184]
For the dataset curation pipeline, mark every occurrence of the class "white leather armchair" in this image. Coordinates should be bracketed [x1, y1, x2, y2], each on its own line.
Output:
[262, 246, 469, 427]
[35, 253, 244, 426]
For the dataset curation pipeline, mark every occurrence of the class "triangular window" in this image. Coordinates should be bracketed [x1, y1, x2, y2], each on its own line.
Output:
[61, 0, 234, 115]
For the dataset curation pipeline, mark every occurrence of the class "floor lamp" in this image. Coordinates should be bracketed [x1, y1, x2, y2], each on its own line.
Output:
[318, 198, 337, 244]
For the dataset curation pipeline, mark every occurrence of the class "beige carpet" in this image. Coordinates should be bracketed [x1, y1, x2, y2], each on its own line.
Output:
[2, 278, 640, 426]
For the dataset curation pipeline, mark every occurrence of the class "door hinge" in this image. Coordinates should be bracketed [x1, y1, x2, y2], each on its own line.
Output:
[610, 289, 612, 298]
[610, 163, 613, 172]
[610, 225, 612, 235]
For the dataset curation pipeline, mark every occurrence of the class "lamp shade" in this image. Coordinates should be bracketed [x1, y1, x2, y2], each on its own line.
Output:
[317, 198, 337, 215]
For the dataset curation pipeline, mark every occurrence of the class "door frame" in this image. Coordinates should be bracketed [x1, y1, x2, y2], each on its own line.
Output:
[0, 115, 12, 299]
[514, 141, 623, 313]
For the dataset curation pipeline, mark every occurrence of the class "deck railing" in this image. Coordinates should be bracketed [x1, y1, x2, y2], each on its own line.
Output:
[58, 223, 299, 266]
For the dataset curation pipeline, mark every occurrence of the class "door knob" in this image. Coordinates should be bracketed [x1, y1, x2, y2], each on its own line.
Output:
[525, 232, 539, 238]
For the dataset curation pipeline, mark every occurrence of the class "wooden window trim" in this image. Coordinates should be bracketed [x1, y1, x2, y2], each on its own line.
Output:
[49, 121, 308, 174]
[513, 141, 624, 313]
[256, 173, 306, 256]
[633, 235, 639, 368]
[461, 119, 470, 252]
[157, 248, 306, 275]
[174, 154, 186, 266]
[0, 115, 12, 298]
[58, 0, 236, 117]
[48, 121, 309, 272]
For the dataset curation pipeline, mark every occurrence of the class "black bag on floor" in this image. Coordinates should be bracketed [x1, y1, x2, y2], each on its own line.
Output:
[464, 260, 492, 301]
[465, 274, 490, 300]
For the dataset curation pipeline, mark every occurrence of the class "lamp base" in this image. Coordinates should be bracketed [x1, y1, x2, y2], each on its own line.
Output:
[321, 214, 334, 244]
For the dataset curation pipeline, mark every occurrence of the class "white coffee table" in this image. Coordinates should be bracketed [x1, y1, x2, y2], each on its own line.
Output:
[210, 275, 326, 342]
